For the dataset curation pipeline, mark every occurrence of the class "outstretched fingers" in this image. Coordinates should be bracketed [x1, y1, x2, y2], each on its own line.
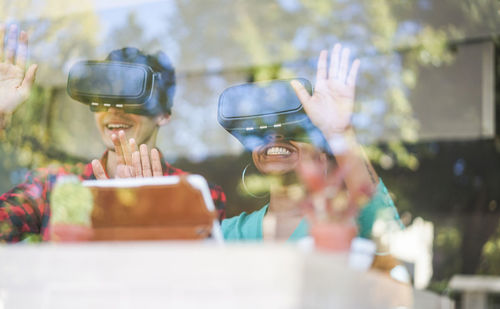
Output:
[140, 144, 153, 177]
[102, 138, 163, 179]
[338, 47, 351, 83]
[130, 144, 162, 177]
[92, 159, 108, 180]
[5, 24, 18, 64]
[118, 130, 133, 165]
[129, 137, 138, 153]
[16, 30, 28, 69]
[327, 44, 360, 86]
[290, 79, 312, 108]
[151, 148, 163, 177]
[132, 150, 142, 177]
[111, 133, 125, 165]
[315, 49, 328, 82]
[0, 24, 32, 69]
[328, 43, 341, 80]
[346, 58, 361, 88]
[111, 130, 135, 166]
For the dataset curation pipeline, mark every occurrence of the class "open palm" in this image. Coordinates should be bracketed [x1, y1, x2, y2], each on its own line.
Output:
[291, 44, 360, 138]
[0, 24, 37, 114]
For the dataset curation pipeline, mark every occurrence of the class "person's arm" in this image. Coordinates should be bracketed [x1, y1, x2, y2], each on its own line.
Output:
[291, 43, 377, 203]
[293, 44, 407, 278]
[0, 169, 50, 242]
[0, 23, 38, 131]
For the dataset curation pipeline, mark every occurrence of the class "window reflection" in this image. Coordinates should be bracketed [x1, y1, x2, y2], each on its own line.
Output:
[1, 0, 500, 306]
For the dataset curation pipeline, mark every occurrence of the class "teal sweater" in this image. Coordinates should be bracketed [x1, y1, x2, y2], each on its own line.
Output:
[221, 180, 401, 241]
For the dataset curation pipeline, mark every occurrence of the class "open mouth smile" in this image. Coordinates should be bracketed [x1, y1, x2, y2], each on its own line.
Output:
[105, 123, 133, 130]
[262, 143, 297, 158]
[266, 146, 292, 156]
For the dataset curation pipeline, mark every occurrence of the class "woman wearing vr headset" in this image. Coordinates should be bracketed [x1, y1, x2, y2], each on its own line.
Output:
[219, 44, 402, 245]
[217, 44, 405, 275]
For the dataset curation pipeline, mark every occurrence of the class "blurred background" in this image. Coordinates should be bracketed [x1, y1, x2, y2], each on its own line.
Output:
[1, 0, 499, 303]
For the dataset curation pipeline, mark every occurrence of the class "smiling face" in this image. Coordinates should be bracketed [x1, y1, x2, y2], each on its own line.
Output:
[252, 134, 326, 175]
[94, 107, 169, 150]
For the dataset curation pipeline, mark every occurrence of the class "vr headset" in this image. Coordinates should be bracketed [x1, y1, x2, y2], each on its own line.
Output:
[67, 60, 165, 116]
[217, 78, 330, 153]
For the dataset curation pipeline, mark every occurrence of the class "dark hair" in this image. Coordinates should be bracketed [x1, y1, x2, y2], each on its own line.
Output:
[106, 47, 176, 115]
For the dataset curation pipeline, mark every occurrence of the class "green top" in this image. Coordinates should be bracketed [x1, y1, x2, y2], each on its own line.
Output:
[221, 179, 402, 241]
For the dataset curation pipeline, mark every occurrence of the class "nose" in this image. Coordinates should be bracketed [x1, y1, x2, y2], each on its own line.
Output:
[107, 107, 125, 114]
[265, 133, 285, 142]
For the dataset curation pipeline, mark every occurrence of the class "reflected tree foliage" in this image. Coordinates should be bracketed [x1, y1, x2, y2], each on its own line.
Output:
[0, 0, 100, 190]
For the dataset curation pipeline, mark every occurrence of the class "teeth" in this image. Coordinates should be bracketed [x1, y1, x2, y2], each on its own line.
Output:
[106, 124, 132, 130]
[266, 147, 291, 155]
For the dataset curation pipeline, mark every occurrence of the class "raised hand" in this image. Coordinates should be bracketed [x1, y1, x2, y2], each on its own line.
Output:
[0, 23, 38, 114]
[291, 43, 360, 138]
[92, 130, 163, 179]
[292, 43, 379, 206]
[128, 144, 163, 178]
[112, 130, 138, 168]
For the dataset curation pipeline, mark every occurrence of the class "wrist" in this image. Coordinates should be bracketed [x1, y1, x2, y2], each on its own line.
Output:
[325, 128, 358, 155]
[323, 126, 355, 140]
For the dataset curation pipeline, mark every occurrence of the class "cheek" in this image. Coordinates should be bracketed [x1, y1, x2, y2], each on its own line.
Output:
[252, 155, 261, 170]
[252, 151, 264, 171]
[139, 121, 156, 135]
[94, 114, 104, 129]
[253, 159, 266, 174]
[133, 116, 155, 130]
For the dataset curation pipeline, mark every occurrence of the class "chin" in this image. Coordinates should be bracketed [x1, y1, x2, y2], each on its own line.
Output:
[258, 163, 296, 175]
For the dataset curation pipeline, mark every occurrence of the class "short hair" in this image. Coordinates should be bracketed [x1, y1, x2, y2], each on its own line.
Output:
[106, 47, 176, 115]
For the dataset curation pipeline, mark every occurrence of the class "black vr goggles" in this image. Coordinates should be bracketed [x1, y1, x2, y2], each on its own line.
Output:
[67, 60, 167, 116]
[217, 78, 331, 153]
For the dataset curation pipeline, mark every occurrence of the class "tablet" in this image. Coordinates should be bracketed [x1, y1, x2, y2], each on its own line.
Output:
[82, 175, 224, 243]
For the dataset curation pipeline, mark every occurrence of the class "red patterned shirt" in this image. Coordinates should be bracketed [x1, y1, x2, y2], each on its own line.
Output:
[0, 152, 226, 242]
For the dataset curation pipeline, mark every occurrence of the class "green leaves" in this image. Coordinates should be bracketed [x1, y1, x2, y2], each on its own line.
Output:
[50, 176, 93, 226]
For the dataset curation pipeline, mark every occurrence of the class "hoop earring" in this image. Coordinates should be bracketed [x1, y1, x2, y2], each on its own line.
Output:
[241, 163, 269, 199]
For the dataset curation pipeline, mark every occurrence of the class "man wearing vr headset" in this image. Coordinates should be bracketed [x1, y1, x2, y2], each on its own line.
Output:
[0, 27, 226, 242]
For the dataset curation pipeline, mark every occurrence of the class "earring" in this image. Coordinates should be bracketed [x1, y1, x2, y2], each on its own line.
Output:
[241, 163, 270, 199]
